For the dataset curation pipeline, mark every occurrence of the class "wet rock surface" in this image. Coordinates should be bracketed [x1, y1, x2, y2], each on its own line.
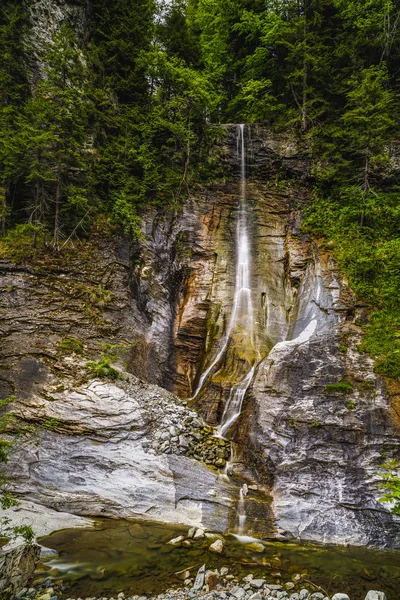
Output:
[246, 246, 400, 547]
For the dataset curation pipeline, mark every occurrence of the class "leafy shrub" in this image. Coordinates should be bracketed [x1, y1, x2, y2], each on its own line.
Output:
[378, 459, 400, 515]
[324, 381, 353, 394]
[86, 357, 120, 380]
[58, 337, 83, 355]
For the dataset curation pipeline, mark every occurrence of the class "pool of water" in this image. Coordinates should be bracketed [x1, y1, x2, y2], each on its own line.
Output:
[36, 519, 400, 600]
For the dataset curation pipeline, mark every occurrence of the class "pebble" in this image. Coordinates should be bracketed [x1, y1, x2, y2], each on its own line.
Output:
[166, 535, 184, 545]
[331, 595, 350, 600]
[364, 593, 387, 600]
[209, 539, 224, 553]
[232, 588, 246, 599]
[249, 579, 265, 589]
[205, 571, 219, 591]
[193, 528, 205, 540]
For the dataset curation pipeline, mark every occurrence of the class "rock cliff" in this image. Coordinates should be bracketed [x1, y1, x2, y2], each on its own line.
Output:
[1, 125, 399, 549]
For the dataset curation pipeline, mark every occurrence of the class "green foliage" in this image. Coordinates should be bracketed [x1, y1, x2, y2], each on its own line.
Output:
[42, 418, 60, 430]
[58, 337, 84, 355]
[325, 380, 354, 394]
[378, 459, 400, 515]
[0, 397, 35, 544]
[347, 401, 356, 409]
[86, 357, 120, 380]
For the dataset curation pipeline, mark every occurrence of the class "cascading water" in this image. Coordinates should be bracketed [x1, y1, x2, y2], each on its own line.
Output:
[191, 125, 258, 426]
[237, 483, 248, 536]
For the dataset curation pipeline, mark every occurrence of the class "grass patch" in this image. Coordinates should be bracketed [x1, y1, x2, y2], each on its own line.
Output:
[58, 337, 83, 355]
[325, 380, 354, 394]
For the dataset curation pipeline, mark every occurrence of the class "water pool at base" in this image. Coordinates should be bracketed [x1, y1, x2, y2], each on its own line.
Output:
[36, 520, 400, 600]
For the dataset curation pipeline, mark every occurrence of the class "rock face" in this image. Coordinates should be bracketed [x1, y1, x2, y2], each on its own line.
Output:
[7, 379, 267, 534]
[25, 0, 90, 79]
[0, 543, 41, 598]
[246, 246, 400, 547]
[137, 125, 400, 546]
[1, 124, 399, 549]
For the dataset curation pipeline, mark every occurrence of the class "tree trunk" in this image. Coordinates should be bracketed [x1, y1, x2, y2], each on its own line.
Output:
[53, 173, 61, 250]
[301, 7, 308, 132]
[360, 158, 369, 227]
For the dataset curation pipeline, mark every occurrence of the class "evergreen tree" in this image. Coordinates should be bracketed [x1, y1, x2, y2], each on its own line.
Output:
[0, 0, 29, 236]
[20, 25, 91, 248]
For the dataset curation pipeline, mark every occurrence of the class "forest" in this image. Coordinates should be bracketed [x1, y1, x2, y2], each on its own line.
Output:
[0, 0, 399, 379]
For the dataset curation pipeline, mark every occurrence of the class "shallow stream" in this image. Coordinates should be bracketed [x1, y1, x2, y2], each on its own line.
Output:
[36, 519, 400, 600]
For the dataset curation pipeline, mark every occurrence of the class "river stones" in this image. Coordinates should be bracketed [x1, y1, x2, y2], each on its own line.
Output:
[364, 593, 387, 600]
[209, 539, 224, 553]
[166, 536, 184, 546]
[192, 564, 206, 592]
[331, 595, 350, 600]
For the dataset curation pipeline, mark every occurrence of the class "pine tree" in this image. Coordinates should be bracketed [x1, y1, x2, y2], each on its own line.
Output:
[0, 0, 29, 236]
[20, 25, 91, 248]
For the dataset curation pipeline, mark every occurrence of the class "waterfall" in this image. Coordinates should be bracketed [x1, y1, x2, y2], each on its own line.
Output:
[191, 125, 258, 416]
[237, 483, 248, 536]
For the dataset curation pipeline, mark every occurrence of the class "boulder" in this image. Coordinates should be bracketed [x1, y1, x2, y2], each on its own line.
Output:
[364, 593, 387, 600]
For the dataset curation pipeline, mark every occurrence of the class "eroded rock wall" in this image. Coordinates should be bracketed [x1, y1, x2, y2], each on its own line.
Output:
[1, 125, 399, 549]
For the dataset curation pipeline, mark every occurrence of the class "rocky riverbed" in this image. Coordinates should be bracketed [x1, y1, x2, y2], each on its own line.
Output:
[15, 569, 387, 600]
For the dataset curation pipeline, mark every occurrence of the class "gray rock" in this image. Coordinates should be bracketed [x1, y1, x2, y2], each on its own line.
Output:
[364, 593, 387, 600]
[331, 595, 350, 600]
[166, 535, 184, 546]
[179, 435, 189, 448]
[310, 594, 325, 600]
[249, 594, 263, 600]
[299, 591, 309, 600]
[192, 565, 205, 592]
[232, 589, 246, 600]
[289, 595, 300, 600]
[250, 580, 265, 589]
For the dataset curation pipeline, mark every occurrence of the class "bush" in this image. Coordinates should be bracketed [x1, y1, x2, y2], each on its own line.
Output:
[324, 380, 353, 394]
[379, 459, 400, 516]
[58, 337, 83, 355]
[86, 357, 120, 380]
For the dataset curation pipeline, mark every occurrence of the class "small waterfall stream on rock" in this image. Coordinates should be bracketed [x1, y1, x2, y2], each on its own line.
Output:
[192, 125, 258, 431]
[192, 125, 260, 536]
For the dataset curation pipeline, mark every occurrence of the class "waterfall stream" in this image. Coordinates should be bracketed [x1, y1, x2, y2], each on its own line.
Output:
[190, 125, 260, 536]
[192, 124, 258, 439]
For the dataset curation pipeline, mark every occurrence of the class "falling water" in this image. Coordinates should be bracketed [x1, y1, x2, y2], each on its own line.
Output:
[237, 483, 248, 536]
[191, 125, 257, 416]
